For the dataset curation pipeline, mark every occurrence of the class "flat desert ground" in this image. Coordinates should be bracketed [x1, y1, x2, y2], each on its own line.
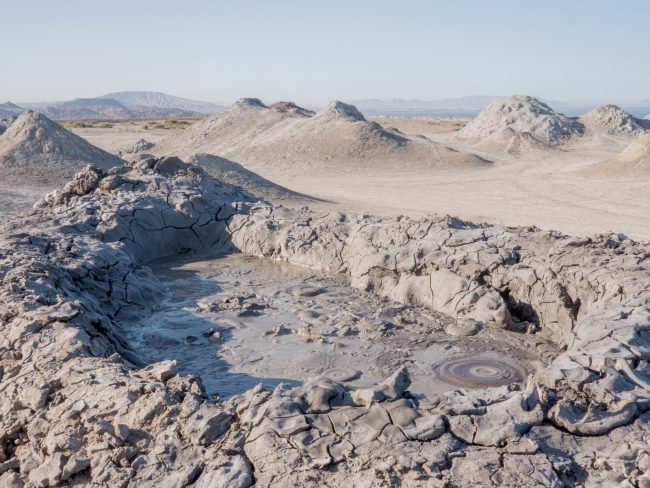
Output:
[72, 117, 650, 241]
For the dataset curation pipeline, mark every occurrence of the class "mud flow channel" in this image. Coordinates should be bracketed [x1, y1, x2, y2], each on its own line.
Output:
[122, 253, 558, 400]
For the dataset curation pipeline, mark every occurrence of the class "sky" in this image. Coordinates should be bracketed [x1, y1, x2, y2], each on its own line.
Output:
[2, 0, 649, 105]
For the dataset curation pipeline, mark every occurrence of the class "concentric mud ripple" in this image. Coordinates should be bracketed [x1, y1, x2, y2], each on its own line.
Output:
[433, 356, 527, 388]
[444, 318, 481, 336]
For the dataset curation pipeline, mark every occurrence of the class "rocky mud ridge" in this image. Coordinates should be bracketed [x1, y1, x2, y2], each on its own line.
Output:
[0, 158, 649, 487]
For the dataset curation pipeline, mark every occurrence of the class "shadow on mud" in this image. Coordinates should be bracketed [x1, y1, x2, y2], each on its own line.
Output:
[119, 252, 301, 399]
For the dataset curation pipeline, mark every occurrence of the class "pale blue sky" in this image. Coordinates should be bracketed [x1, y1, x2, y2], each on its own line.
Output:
[2, 0, 649, 105]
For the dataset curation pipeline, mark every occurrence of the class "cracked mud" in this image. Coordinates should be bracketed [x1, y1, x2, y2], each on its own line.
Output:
[0, 157, 649, 487]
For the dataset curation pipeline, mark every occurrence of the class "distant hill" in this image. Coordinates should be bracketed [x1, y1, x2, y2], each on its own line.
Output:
[37, 97, 202, 120]
[100, 91, 222, 114]
[14, 91, 223, 120]
[38, 98, 133, 120]
[0, 102, 24, 118]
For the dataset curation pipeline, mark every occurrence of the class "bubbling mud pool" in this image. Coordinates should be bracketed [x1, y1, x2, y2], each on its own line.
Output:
[432, 356, 527, 389]
[122, 253, 559, 400]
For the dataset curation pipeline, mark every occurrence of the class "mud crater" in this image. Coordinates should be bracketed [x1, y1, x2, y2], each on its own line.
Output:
[121, 252, 558, 400]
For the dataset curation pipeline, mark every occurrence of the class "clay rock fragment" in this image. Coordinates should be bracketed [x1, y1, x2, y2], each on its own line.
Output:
[548, 398, 638, 435]
[352, 366, 411, 406]
[42, 165, 104, 206]
[143, 359, 177, 382]
[154, 156, 189, 177]
[448, 383, 544, 446]
[299, 378, 347, 413]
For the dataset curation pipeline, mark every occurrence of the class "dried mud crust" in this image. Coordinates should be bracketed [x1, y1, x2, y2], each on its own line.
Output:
[0, 159, 648, 487]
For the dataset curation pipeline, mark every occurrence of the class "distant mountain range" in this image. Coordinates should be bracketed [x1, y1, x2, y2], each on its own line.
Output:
[100, 91, 222, 114]
[7, 92, 223, 120]
[351, 96, 581, 114]
[350, 96, 650, 117]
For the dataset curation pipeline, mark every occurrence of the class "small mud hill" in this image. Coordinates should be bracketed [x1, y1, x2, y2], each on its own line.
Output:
[456, 95, 584, 145]
[580, 105, 649, 135]
[153, 98, 309, 159]
[268, 101, 315, 117]
[0, 110, 123, 184]
[154, 98, 489, 172]
[188, 153, 321, 203]
[468, 127, 554, 157]
[580, 135, 650, 176]
[310, 100, 366, 123]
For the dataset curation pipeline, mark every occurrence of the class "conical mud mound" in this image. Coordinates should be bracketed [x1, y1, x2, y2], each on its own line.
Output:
[154, 98, 490, 172]
[456, 95, 584, 146]
[0, 110, 123, 183]
[580, 105, 649, 135]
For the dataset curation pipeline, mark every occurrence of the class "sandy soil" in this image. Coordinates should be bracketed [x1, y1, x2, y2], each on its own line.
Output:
[243, 120, 650, 241]
[0, 182, 45, 223]
[70, 121, 186, 153]
[374, 117, 469, 139]
[72, 118, 650, 241]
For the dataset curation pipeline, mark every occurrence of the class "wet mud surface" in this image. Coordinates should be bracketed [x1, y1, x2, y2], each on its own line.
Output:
[123, 252, 557, 400]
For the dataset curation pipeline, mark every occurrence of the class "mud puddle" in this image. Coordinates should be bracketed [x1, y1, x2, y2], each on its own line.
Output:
[122, 253, 557, 399]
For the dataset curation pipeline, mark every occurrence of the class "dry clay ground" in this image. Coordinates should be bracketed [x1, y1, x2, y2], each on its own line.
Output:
[72, 117, 650, 242]
[71, 121, 185, 154]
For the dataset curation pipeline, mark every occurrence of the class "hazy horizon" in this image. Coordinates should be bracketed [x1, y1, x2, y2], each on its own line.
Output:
[3, 0, 649, 106]
[12, 93, 650, 109]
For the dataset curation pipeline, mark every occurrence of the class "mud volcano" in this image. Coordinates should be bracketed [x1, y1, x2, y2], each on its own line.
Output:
[0, 158, 649, 487]
[433, 356, 527, 389]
